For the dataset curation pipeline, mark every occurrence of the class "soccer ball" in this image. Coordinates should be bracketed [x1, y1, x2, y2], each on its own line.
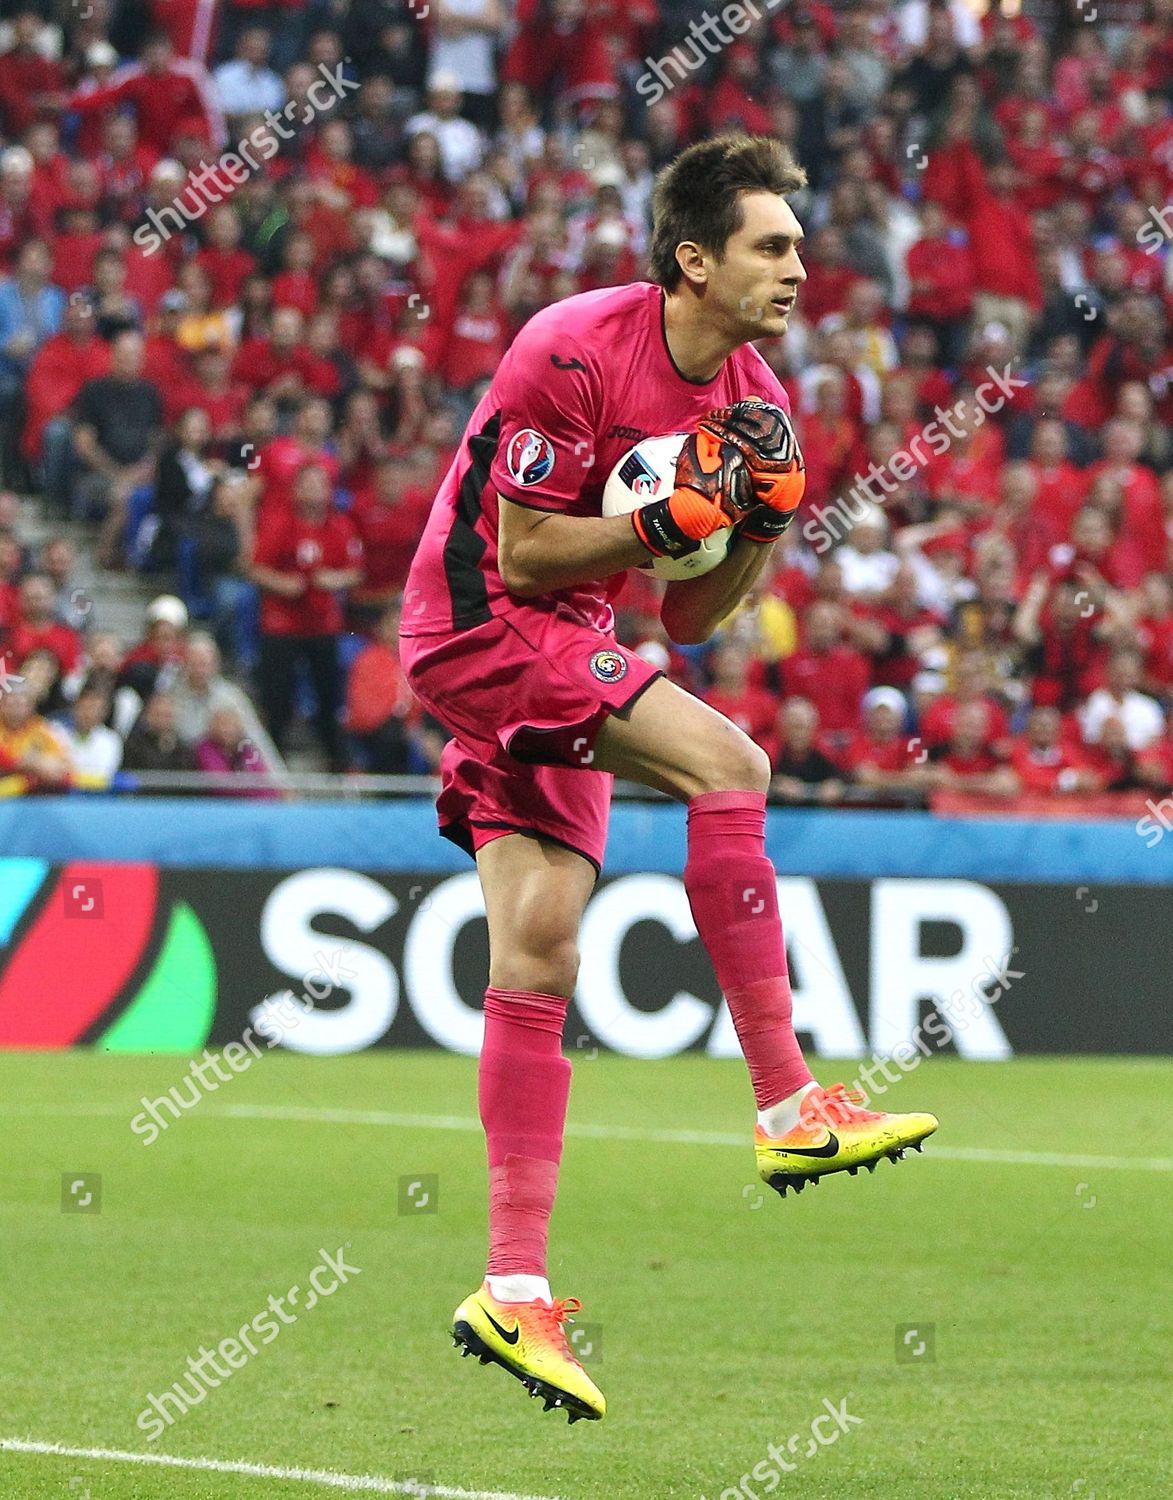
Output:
[601, 432, 734, 582]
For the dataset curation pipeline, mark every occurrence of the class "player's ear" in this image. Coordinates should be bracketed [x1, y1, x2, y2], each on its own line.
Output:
[675, 240, 709, 290]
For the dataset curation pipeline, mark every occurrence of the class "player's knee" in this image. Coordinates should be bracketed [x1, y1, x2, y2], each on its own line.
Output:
[492, 938, 579, 1000]
[694, 732, 771, 796]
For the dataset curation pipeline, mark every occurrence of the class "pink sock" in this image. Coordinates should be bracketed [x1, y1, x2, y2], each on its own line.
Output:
[684, 790, 813, 1109]
[478, 986, 571, 1278]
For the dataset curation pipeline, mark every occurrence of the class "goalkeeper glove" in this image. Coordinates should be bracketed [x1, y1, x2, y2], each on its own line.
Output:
[699, 398, 806, 543]
[631, 420, 754, 559]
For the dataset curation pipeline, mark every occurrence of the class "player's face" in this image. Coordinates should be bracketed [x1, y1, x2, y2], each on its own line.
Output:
[710, 191, 807, 340]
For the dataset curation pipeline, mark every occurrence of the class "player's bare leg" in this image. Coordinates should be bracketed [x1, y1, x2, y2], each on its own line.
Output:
[594, 676, 937, 1197]
[451, 832, 606, 1422]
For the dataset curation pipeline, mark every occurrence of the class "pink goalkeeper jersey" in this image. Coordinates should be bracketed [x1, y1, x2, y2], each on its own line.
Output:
[401, 281, 790, 637]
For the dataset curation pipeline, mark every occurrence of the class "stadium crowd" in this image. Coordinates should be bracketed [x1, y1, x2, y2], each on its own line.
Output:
[0, 0, 1172, 805]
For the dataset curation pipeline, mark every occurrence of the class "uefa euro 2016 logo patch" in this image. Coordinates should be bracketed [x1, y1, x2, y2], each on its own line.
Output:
[506, 428, 556, 487]
[589, 649, 627, 683]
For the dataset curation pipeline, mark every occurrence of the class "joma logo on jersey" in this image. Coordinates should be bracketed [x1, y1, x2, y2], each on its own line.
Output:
[606, 424, 646, 442]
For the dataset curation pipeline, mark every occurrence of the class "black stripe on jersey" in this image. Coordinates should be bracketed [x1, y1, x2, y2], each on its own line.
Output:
[443, 411, 500, 630]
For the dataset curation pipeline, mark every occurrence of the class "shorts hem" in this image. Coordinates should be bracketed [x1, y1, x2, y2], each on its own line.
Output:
[469, 819, 601, 876]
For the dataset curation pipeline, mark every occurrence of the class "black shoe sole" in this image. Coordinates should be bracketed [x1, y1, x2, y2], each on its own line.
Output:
[767, 1140, 927, 1198]
[451, 1321, 601, 1424]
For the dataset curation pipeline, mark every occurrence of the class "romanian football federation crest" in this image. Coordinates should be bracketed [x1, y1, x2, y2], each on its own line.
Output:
[589, 649, 628, 683]
[505, 428, 556, 487]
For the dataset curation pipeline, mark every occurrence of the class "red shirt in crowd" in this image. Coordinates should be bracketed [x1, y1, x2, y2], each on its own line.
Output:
[253, 510, 363, 636]
[1006, 735, 1093, 793]
[21, 332, 110, 461]
[920, 695, 1011, 749]
[350, 488, 434, 596]
[253, 437, 341, 514]
[776, 644, 870, 736]
[6, 618, 83, 674]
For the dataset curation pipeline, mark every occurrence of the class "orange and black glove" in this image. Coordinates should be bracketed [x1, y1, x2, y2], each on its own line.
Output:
[699, 398, 806, 543]
[631, 419, 754, 558]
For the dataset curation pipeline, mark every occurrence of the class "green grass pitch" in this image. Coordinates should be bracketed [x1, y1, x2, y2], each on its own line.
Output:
[1, 1051, 1170, 1499]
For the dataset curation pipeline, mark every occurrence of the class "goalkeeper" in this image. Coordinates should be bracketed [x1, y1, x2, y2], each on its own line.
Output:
[400, 134, 937, 1425]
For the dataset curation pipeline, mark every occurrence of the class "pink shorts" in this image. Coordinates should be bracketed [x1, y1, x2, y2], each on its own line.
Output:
[400, 605, 662, 873]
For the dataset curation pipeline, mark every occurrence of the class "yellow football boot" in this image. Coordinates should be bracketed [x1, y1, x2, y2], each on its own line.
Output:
[755, 1083, 938, 1197]
[451, 1281, 606, 1423]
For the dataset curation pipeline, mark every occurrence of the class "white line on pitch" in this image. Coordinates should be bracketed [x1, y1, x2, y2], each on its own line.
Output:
[0, 1438, 562, 1499]
[5, 1100, 1172, 1172]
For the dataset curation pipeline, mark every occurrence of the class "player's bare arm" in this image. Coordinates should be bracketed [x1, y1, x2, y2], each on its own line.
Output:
[497, 496, 649, 597]
[660, 533, 777, 645]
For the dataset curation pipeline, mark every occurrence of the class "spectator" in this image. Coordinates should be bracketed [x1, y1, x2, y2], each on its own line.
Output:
[56, 682, 123, 786]
[770, 698, 846, 804]
[146, 407, 224, 570]
[835, 506, 900, 601]
[0, 11, 66, 139]
[774, 601, 871, 742]
[1080, 649, 1165, 751]
[406, 72, 484, 183]
[6, 572, 84, 680]
[840, 686, 921, 790]
[0, 239, 65, 478]
[1007, 706, 1098, 796]
[212, 27, 286, 124]
[928, 701, 1018, 799]
[0, 682, 72, 793]
[249, 461, 363, 770]
[121, 690, 194, 777]
[118, 593, 188, 707]
[193, 704, 277, 796]
[349, 456, 434, 616]
[71, 329, 164, 565]
[1078, 714, 1147, 794]
[67, 31, 225, 157]
[345, 603, 419, 772]
[173, 630, 282, 770]
[21, 292, 109, 511]
[702, 640, 779, 755]
[39, 536, 89, 632]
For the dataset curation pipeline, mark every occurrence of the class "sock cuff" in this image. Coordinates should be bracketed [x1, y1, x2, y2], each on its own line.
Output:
[687, 789, 767, 817]
[483, 986, 570, 1040]
[686, 788, 767, 842]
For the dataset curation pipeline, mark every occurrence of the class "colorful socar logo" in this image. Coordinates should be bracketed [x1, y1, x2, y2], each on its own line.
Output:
[0, 860, 216, 1050]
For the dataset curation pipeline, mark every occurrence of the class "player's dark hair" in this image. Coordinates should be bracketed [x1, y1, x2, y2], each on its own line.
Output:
[649, 135, 807, 290]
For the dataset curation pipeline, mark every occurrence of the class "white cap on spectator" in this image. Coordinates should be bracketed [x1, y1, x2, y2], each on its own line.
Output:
[151, 158, 186, 185]
[391, 345, 425, 371]
[146, 595, 189, 629]
[591, 162, 624, 190]
[913, 670, 947, 697]
[86, 41, 119, 68]
[427, 70, 463, 95]
[862, 686, 907, 717]
[853, 504, 887, 532]
[0, 146, 33, 176]
[591, 220, 628, 250]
